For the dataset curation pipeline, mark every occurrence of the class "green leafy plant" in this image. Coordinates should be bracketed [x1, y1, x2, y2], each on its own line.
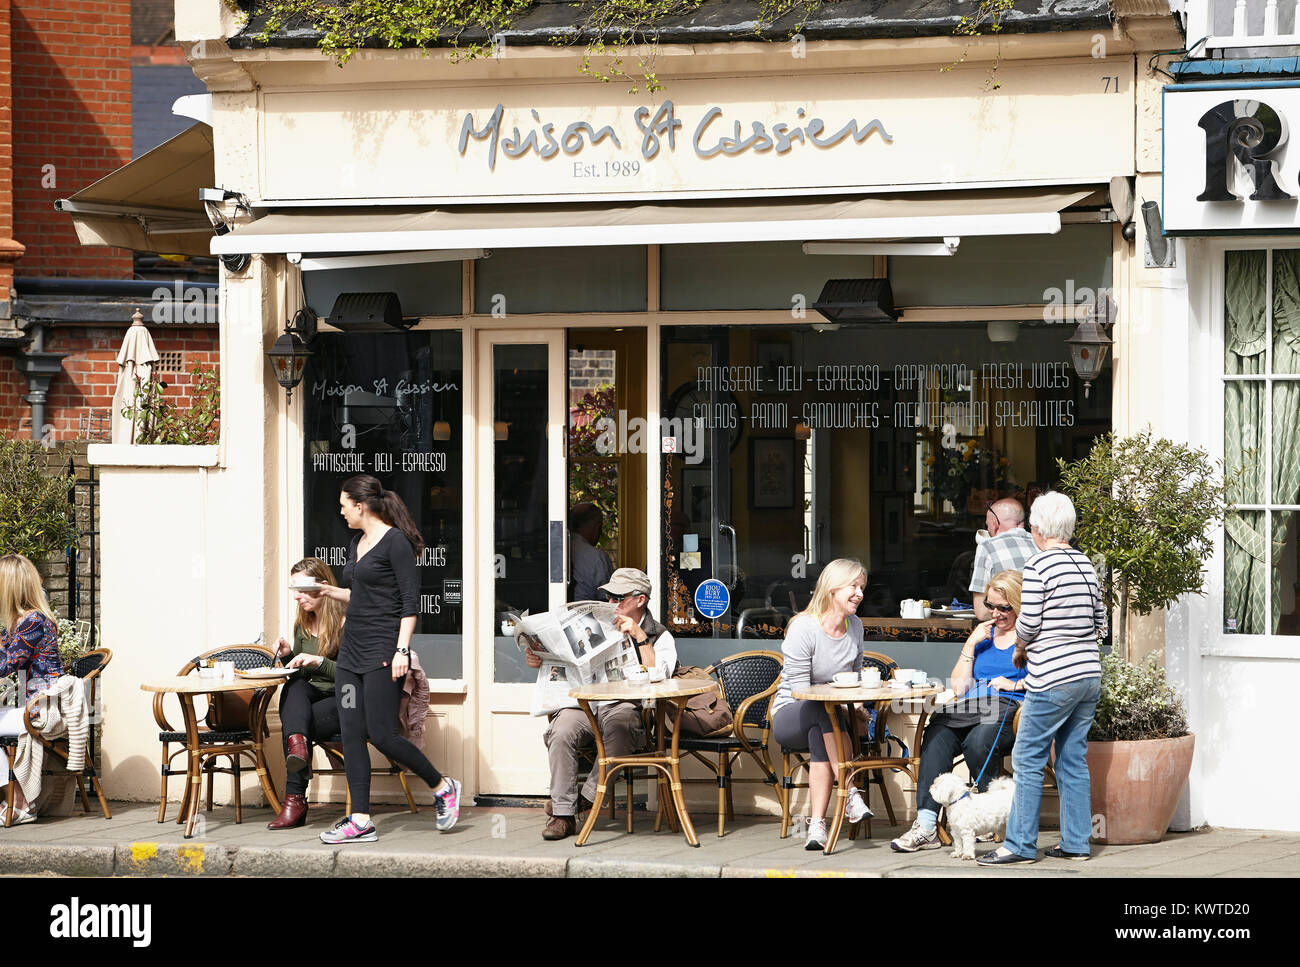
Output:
[244, 0, 825, 92]
[924, 439, 1010, 513]
[0, 435, 79, 563]
[57, 617, 96, 668]
[122, 366, 221, 446]
[567, 384, 620, 545]
[1090, 650, 1188, 742]
[1058, 429, 1234, 662]
[945, 0, 1014, 89]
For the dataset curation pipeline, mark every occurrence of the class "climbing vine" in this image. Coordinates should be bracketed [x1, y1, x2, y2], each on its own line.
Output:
[244, 0, 824, 92]
[946, 0, 1015, 89]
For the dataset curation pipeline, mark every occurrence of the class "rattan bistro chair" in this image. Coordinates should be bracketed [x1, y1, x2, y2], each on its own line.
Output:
[677, 650, 783, 837]
[1, 648, 114, 827]
[311, 735, 420, 815]
[153, 645, 274, 824]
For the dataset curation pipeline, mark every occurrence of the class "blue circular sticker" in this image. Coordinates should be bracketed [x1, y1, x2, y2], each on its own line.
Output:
[694, 579, 730, 620]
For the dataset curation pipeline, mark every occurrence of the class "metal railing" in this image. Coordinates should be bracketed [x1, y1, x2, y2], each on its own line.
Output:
[1185, 0, 1300, 55]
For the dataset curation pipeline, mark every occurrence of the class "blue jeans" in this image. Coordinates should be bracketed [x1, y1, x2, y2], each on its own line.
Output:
[1004, 676, 1100, 858]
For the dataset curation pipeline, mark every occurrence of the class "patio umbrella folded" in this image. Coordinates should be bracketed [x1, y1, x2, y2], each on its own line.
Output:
[110, 309, 161, 444]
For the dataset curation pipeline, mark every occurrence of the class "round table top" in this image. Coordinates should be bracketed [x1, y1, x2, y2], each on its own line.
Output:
[793, 682, 942, 703]
[140, 673, 291, 694]
[569, 678, 716, 702]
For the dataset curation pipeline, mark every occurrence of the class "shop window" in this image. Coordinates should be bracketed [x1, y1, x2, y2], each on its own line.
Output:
[659, 241, 868, 311]
[889, 224, 1112, 307]
[474, 246, 646, 314]
[659, 323, 1109, 671]
[1223, 248, 1300, 637]
[302, 330, 465, 678]
[302, 260, 462, 318]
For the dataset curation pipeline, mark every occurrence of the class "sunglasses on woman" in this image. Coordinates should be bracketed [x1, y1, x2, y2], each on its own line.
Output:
[989, 603, 1015, 613]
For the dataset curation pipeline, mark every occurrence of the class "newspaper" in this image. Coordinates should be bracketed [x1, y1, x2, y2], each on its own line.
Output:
[502, 601, 643, 716]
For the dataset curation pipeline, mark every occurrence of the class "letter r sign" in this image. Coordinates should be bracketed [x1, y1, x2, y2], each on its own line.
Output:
[1198, 99, 1295, 202]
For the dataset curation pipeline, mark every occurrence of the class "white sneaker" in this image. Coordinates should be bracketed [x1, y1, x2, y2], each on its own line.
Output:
[890, 820, 941, 853]
[844, 788, 873, 823]
[804, 818, 828, 851]
[3, 806, 36, 826]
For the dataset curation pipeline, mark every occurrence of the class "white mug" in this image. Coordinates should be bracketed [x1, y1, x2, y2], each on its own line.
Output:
[861, 669, 882, 688]
[833, 671, 860, 686]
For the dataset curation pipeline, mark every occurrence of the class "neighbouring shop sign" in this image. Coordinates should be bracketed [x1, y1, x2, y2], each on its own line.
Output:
[261, 64, 1132, 202]
[1164, 84, 1300, 234]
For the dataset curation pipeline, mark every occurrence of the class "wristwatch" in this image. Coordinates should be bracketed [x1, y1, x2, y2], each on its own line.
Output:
[396, 646, 410, 656]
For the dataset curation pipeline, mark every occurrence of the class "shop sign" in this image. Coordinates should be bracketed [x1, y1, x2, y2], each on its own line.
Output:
[261, 64, 1132, 202]
[1163, 85, 1300, 234]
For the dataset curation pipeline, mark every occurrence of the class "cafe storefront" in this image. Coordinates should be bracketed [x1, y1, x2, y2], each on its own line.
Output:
[84, 1, 1182, 815]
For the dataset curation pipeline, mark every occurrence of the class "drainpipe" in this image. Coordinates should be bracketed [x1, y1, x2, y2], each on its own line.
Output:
[15, 323, 69, 441]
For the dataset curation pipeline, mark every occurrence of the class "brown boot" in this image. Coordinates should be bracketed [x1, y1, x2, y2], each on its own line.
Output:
[267, 794, 308, 830]
[542, 814, 576, 840]
[544, 795, 592, 819]
[285, 734, 309, 773]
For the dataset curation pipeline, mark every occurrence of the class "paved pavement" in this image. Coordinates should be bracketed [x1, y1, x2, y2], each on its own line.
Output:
[1, 800, 1298, 877]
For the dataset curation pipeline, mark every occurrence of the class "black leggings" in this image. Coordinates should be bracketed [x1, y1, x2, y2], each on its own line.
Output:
[277, 677, 340, 798]
[336, 666, 442, 813]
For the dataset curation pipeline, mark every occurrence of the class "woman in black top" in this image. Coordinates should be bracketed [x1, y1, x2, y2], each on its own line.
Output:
[315, 475, 461, 843]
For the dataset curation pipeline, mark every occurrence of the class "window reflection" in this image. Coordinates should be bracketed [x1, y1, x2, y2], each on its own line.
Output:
[660, 325, 1110, 645]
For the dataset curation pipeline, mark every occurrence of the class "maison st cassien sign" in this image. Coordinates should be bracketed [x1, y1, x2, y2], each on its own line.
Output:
[260, 66, 1133, 202]
[1163, 85, 1300, 234]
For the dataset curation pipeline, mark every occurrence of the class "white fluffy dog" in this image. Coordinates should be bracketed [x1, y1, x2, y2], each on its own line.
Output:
[930, 773, 1016, 860]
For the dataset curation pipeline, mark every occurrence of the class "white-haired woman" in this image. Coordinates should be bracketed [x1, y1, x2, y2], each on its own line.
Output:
[771, 558, 871, 851]
[978, 491, 1104, 865]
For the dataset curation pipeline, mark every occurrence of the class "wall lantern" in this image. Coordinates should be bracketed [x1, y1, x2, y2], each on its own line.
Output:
[1065, 312, 1112, 399]
[266, 308, 316, 401]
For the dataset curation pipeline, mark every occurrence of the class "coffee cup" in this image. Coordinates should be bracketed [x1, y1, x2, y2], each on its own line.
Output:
[833, 671, 859, 686]
[625, 664, 649, 683]
[647, 667, 665, 683]
[861, 668, 882, 688]
[910, 669, 928, 686]
[217, 660, 235, 682]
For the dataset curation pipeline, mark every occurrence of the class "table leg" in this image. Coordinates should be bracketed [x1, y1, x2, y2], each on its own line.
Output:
[666, 696, 700, 848]
[574, 699, 606, 848]
[653, 699, 678, 833]
[179, 696, 203, 839]
[823, 700, 850, 855]
[250, 688, 281, 815]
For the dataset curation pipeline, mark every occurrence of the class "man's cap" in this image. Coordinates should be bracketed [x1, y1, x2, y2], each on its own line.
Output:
[599, 567, 652, 597]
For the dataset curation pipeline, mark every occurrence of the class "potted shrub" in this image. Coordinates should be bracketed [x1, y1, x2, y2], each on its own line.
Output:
[1057, 429, 1232, 844]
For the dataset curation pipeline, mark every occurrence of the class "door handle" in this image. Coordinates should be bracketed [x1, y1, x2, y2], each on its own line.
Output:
[718, 521, 738, 590]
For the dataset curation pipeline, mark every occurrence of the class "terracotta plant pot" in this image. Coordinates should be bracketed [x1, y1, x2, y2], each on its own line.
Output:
[1086, 733, 1195, 845]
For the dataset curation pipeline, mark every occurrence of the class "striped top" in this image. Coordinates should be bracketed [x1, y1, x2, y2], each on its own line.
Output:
[1015, 547, 1104, 691]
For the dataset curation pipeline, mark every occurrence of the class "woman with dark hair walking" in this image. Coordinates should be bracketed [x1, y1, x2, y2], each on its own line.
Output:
[314, 474, 460, 843]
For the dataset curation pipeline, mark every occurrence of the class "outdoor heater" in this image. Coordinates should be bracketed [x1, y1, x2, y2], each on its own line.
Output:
[809, 278, 900, 325]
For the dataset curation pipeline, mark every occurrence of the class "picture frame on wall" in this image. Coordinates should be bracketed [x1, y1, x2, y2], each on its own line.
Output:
[755, 340, 791, 385]
[871, 430, 895, 491]
[893, 434, 916, 494]
[750, 438, 796, 509]
[882, 495, 907, 566]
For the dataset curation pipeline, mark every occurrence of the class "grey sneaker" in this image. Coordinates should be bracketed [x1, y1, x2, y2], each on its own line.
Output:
[844, 788, 873, 823]
[434, 777, 462, 831]
[804, 818, 828, 851]
[319, 815, 377, 844]
[891, 821, 941, 853]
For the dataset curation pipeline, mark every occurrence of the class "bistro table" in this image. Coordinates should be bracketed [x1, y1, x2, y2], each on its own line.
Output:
[791, 681, 942, 855]
[568, 678, 717, 848]
[140, 673, 288, 838]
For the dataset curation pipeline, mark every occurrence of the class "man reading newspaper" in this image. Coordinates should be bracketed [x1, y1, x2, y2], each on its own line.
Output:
[524, 567, 677, 841]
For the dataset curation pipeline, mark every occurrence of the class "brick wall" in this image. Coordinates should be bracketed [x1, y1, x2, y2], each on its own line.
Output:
[11, 0, 132, 278]
[0, 325, 219, 438]
[0, 0, 17, 300]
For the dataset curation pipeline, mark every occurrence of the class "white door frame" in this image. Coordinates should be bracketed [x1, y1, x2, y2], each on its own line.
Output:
[474, 328, 568, 794]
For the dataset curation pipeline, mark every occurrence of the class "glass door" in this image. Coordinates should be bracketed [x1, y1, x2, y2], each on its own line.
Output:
[476, 330, 567, 794]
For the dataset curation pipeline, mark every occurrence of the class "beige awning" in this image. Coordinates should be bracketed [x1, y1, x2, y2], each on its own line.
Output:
[55, 124, 215, 257]
[212, 187, 1096, 256]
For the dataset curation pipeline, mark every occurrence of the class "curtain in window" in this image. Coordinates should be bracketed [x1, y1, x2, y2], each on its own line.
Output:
[1224, 251, 1267, 633]
[1269, 252, 1300, 632]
